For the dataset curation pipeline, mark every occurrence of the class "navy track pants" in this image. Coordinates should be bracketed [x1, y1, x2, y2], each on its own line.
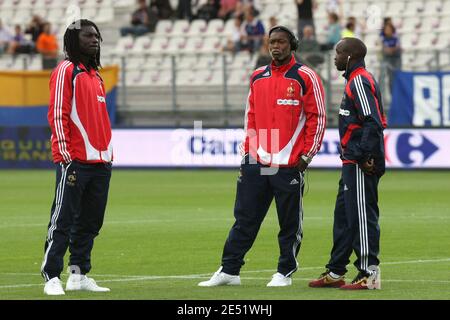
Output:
[221, 156, 304, 276]
[326, 163, 381, 275]
[41, 161, 111, 280]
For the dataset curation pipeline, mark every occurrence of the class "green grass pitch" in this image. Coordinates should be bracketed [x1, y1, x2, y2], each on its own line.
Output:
[0, 169, 449, 300]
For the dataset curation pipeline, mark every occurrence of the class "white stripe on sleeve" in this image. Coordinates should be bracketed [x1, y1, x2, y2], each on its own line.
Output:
[299, 66, 326, 158]
[354, 75, 371, 116]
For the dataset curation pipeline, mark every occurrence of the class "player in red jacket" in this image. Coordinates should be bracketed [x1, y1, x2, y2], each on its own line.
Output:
[199, 26, 326, 287]
[41, 20, 112, 295]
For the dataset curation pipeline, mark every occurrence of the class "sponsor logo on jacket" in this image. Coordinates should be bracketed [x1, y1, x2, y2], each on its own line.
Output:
[277, 99, 299, 106]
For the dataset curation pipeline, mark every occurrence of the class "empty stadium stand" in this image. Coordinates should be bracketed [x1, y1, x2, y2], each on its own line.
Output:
[0, 0, 449, 126]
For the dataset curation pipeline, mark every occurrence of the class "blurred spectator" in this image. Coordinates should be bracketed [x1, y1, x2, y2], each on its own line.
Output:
[150, 0, 174, 19]
[296, 0, 316, 39]
[268, 16, 278, 30]
[341, 20, 355, 38]
[228, 1, 246, 21]
[25, 15, 45, 44]
[343, 16, 364, 38]
[223, 16, 244, 53]
[380, 17, 396, 37]
[240, 8, 265, 53]
[296, 25, 324, 68]
[218, 0, 239, 20]
[121, 0, 157, 36]
[8, 25, 33, 54]
[0, 19, 12, 55]
[321, 12, 341, 50]
[240, 0, 260, 17]
[178, 0, 193, 20]
[254, 35, 271, 68]
[196, 0, 219, 21]
[36, 22, 59, 69]
[381, 23, 401, 93]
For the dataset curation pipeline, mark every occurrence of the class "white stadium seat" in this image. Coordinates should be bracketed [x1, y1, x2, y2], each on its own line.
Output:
[205, 19, 224, 36]
[386, 1, 405, 16]
[437, 16, 450, 32]
[155, 20, 173, 35]
[152, 70, 172, 86]
[188, 19, 207, 36]
[186, 69, 208, 86]
[126, 56, 147, 70]
[176, 70, 196, 86]
[422, 0, 443, 17]
[148, 36, 170, 54]
[197, 55, 218, 69]
[402, 1, 424, 17]
[81, 7, 97, 20]
[401, 33, 419, 50]
[165, 36, 187, 54]
[183, 36, 203, 54]
[204, 70, 223, 86]
[398, 17, 421, 33]
[442, 1, 450, 14]
[176, 55, 198, 70]
[96, 7, 114, 23]
[416, 32, 438, 50]
[419, 17, 440, 32]
[227, 69, 249, 86]
[200, 37, 221, 53]
[435, 32, 449, 49]
[113, 36, 134, 55]
[136, 70, 155, 86]
[171, 20, 190, 36]
[131, 36, 152, 54]
[363, 33, 381, 50]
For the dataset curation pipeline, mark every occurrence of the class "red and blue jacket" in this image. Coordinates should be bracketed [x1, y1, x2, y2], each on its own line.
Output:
[242, 55, 326, 167]
[48, 60, 113, 164]
[339, 61, 387, 174]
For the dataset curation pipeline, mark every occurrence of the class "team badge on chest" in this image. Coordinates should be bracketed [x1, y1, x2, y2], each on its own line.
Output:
[287, 83, 295, 98]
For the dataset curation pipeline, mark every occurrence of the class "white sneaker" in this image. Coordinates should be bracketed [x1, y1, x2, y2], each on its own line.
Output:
[198, 267, 241, 287]
[44, 277, 65, 295]
[267, 272, 292, 287]
[66, 274, 110, 292]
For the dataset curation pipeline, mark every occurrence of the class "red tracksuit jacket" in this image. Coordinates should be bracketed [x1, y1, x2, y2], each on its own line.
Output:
[242, 55, 326, 167]
[48, 60, 113, 164]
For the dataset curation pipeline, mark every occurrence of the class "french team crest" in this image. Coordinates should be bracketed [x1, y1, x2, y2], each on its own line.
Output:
[287, 83, 295, 97]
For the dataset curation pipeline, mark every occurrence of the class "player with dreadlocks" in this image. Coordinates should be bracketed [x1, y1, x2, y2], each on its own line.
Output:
[41, 19, 113, 295]
[63, 19, 103, 70]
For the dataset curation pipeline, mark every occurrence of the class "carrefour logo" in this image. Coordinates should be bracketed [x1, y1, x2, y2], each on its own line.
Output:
[395, 133, 439, 165]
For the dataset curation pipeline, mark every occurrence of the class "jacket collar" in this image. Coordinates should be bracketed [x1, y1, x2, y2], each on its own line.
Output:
[343, 60, 365, 80]
[270, 54, 297, 73]
[76, 62, 97, 75]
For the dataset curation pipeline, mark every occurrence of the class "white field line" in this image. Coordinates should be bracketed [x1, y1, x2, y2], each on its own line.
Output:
[1, 215, 449, 229]
[1, 276, 450, 290]
[0, 217, 325, 229]
[4, 258, 450, 279]
[0, 258, 449, 290]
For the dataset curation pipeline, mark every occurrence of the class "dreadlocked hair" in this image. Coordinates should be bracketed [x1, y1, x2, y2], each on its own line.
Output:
[64, 19, 102, 70]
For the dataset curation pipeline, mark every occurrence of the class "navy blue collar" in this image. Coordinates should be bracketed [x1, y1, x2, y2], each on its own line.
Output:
[343, 60, 366, 80]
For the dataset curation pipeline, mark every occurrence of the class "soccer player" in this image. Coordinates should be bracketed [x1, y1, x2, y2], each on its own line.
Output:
[41, 19, 113, 295]
[309, 37, 386, 290]
[198, 26, 326, 287]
